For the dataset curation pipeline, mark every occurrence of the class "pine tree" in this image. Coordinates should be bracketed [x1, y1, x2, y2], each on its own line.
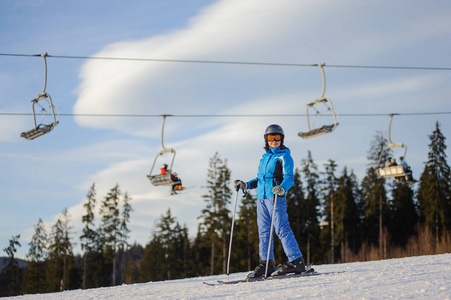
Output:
[139, 235, 165, 282]
[118, 192, 132, 284]
[171, 223, 191, 279]
[334, 167, 362, 261]
[1, 235, 22, 297]
[157, 208, 176, 280]
[287, 168, 306, 246]
[388, 184, 418, 247]
[361, 131, 389, 258]
[123, 243, 144, 284]
[47, 209, 74, 291]
[417, 121, 451, 248]
[99, 184, 122, 286]
[199, 152, 232, 275]
[80, 183, 97, 289]
[139, 209, 190, 281]
[191, 226, 211, 276]
[300, 151, 321, 264]
[23, 219, 48, 293]
[320, 160, 338, 263]
[367, 130, 391, 167]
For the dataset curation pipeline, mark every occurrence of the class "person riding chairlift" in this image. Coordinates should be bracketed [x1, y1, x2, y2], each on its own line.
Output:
[399, 156, 414, 182]
[160, 164, 169, 175]
[161, 164, 183, 193]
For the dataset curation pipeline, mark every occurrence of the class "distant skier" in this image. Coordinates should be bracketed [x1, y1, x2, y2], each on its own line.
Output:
[399, 156, 414, 182]
[234, 124, 305, 279]
[161, 164, 183, 194]
[385, 157, 397, 167]
[160, 164, 169, 175]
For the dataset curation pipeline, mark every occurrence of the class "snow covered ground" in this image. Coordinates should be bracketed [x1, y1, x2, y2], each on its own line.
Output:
[14, 254, 451, 299]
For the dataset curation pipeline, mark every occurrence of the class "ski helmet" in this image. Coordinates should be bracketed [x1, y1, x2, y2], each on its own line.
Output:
[264, 124, 284, 137]
[264, 124, 285, 150]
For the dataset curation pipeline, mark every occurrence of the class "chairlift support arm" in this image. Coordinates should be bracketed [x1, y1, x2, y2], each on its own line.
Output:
[41, 53, 48, 94]
[319, 62, 326, 99]
[160, 114, 172, 150]
[387, 113, 398, 145]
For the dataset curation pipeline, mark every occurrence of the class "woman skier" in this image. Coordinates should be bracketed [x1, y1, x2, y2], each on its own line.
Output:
[234, 124, 305, 278]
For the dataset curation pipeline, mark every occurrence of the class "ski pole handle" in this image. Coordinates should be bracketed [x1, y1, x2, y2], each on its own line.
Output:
[234, 180, 248, 197]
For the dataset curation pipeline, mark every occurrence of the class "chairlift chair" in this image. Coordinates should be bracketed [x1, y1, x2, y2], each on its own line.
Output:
[21, 53, 59, 140]
[377, 114, 414, 185]
[299, 63, 338, 139]
[377, 143, 408, 178]
[147, 116, 183, 189]
[147, 147, 180, 186]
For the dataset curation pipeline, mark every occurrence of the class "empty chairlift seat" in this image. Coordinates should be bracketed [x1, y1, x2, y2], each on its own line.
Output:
[298, 63, 338, 139]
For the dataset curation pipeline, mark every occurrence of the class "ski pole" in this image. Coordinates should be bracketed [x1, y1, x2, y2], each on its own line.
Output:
[264, 193, 278, 279]
[226, 188, 240, 280]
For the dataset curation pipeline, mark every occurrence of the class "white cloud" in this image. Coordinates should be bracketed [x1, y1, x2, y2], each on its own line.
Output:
[71, 0, 334, 135]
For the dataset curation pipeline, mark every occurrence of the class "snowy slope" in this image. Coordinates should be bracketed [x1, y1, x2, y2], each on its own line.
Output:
[15, 254, 451, 299]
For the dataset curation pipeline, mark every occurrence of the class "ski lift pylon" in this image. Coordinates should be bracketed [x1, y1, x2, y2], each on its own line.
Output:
[377, 114, 414, 185]
[147, 115, 183, 190]
[20, 53, 59, 140]
[298, 63, 338, 139]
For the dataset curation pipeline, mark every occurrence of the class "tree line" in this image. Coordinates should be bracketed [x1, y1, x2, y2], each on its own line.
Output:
[1, 121, 450, 296]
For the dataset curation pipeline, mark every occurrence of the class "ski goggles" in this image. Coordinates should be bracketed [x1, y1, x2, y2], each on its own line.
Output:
[267, 134, 282, 142]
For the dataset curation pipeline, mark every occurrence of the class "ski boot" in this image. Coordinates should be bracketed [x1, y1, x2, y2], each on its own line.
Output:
[247, 259, 275, 279]
[271, 256, 306, 276]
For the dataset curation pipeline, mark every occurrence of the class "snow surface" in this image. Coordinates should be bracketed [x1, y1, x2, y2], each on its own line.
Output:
[14, 254, 451, 299]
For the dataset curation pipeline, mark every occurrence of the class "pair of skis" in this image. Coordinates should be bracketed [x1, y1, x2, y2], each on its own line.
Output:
[203, 265, 345, 286]
[203, 263, 316, 286]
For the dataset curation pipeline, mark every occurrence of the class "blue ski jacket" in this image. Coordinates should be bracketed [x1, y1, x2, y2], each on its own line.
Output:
[247, 146, 294, 199]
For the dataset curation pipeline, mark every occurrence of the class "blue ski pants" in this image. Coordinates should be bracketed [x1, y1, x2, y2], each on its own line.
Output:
[257, 196, 302, 262]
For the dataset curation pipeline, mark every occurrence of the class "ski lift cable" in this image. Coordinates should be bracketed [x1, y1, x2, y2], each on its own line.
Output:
[2, 112, 451, 118]
[1, 53, 451, 70]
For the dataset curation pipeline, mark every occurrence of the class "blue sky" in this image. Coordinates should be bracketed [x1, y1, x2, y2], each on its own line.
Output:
[1, 0, 450, 259]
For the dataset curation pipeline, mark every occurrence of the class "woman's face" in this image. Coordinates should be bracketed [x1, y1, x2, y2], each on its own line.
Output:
[268, 140, 281, 148]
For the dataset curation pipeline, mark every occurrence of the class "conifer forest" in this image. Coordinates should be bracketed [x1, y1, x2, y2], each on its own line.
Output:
[1, 122, 450, 297]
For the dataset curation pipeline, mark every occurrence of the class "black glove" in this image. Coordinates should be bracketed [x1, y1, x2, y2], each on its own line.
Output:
[234, 180, 248, 194]
[272, 185, 285, 196]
